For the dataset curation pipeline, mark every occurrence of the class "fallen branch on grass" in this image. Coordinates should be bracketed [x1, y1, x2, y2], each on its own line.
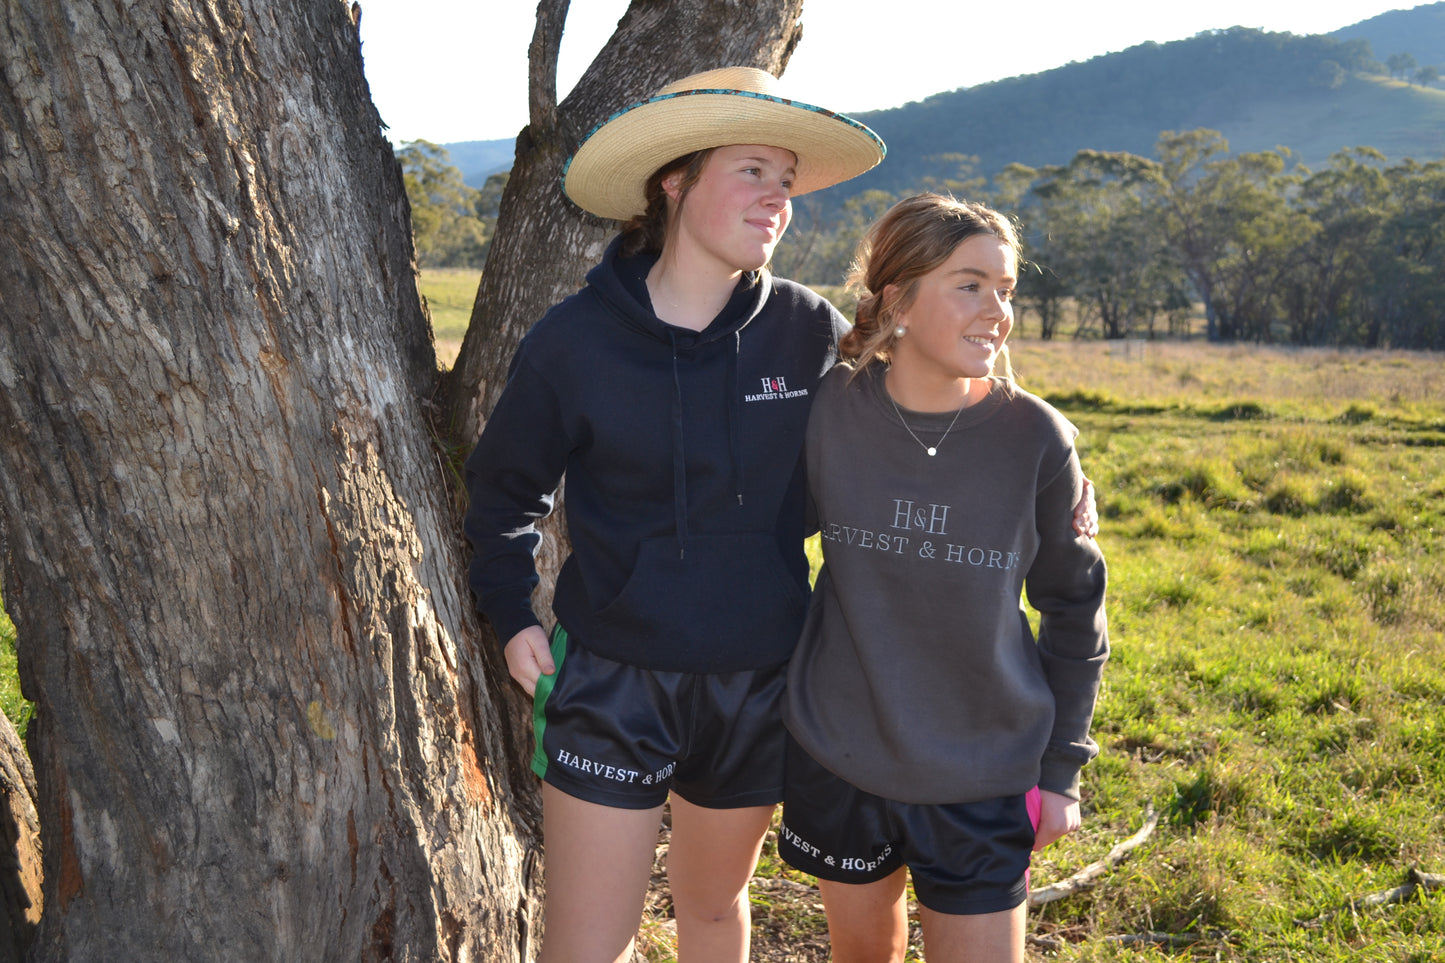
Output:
[1299, 866, 1445, 925]
[1104, 930, 1230, 946]
[1028, 806, 1160, 907]
[1025, 934, 1064, 951]
[750, 876, 818, 895]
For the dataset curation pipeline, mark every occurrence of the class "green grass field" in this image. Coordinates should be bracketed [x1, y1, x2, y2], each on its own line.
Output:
[420, 267, 481, 368]
[1008, 342, 1445, 961]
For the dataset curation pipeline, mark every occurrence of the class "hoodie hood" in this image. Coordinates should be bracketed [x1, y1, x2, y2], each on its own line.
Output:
[584, 238, 774, 346]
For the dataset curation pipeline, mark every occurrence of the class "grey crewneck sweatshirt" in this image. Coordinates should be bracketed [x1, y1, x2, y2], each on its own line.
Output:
[783, 363, 1109, 804]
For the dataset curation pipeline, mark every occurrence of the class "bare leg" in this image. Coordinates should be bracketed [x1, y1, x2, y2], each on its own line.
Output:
[537, 782, 665, 963]
[665, 796, 775, 962]
[815, 869, 909, 963]
[917, 901, 1026, 963]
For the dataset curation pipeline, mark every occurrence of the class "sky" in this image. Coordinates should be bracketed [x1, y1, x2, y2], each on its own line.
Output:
[357, 0, 1415, 146]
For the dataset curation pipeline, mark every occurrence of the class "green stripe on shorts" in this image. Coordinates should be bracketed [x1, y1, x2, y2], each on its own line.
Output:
[530, 624, 569, 778]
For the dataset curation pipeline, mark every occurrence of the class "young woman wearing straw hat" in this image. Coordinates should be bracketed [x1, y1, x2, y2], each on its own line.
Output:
[463, 67, 887, 962]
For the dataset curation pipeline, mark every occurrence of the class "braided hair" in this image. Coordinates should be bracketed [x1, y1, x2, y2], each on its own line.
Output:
[617, 150, 715, 257]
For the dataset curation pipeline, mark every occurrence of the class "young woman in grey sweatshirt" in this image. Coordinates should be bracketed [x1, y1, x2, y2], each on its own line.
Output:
[780, 194, 1110, 963]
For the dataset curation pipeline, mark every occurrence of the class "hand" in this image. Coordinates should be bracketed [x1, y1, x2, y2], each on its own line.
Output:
[504, 625, 555, 696]
[1033, 790, 1081, 851]
[1072, 477, 1099, 539]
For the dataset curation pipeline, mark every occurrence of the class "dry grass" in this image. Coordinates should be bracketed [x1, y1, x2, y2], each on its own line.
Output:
[1008, 338, 1444, 414]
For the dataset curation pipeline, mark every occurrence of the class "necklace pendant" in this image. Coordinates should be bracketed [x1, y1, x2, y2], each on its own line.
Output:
[887, 381, 965, 460]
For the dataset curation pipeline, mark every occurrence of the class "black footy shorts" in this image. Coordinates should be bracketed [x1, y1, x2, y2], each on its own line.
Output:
[779, 735, 1041, 916]
[529, 624, 787, 810]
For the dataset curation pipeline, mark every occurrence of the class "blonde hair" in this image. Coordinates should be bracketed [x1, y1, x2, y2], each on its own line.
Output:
[841, 193, 1020, 379]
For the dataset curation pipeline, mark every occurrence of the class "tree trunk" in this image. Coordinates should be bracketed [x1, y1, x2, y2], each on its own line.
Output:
[0, 0, 539, 958]
[0, 713, 41, 963]
[0, 0, 807, 958]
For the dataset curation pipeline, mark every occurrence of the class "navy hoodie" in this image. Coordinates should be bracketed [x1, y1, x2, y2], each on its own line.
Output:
[464, 238, 847, 672]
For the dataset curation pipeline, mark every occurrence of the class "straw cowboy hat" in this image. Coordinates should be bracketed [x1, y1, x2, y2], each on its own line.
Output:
[563, 66, 886, 220]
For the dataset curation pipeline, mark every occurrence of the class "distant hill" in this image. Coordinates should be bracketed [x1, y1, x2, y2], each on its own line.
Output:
[825, 23, 1445, 210]
[441, 139, 514, 188]
[1333, 0, 1445, 70]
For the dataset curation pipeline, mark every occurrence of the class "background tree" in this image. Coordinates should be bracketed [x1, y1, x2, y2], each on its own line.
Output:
[1151, 129, 1233, 341]
[1362, 158, 1445, 348]
[1148, 132, 1308, 342]
[1026, 150, 1172, 340]
[476, 171, 510, 254]
[994, 163, 1068, 341]
[0, 0, 804, 959]
[1386, 51, 1419, 80]
[1309, 59, 1346, 89]
[918, 152, 986, 200]
[1198, 149, 1311, 343]
[773, 188, 897, 291]
[399, 140, 488, 267]
[1279, 148, 1389, 344]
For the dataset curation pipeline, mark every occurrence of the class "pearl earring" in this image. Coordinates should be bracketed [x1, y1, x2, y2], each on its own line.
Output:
[894, 325, 907, 338]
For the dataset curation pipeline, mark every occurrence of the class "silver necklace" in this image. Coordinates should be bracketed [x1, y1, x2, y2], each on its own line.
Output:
[888, 391, 966, 457]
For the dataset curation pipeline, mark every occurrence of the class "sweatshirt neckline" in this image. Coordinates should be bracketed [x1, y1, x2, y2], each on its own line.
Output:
[864, 363, 1008, 431]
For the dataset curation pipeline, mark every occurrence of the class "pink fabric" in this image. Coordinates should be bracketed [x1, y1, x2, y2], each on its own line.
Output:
[1026, 785, 1043, 829]
[1024, 785, 1042, 891]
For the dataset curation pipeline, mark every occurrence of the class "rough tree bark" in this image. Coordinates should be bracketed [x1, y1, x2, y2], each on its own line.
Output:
[0, 0, 805, 959]
[0, 0, 537, 958]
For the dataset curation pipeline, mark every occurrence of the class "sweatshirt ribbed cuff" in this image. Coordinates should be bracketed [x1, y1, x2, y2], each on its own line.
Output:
[483, 599, 541, 654]
[1038, 756, 1083, 802]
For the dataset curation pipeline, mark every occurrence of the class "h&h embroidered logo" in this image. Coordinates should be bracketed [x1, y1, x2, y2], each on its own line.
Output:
[745, 375, 808, 403]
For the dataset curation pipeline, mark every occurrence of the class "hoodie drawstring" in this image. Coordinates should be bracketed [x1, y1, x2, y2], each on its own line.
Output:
[669, 329, 749, 559]
[669, 331, 689, 559]
[662, 274, 770, 558]
[729, 331, 745, 507]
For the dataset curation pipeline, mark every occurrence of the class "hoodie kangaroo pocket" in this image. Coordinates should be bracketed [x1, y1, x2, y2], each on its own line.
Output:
[591, 534, 806, 671]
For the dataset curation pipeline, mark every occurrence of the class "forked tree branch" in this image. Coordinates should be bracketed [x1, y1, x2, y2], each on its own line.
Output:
[528, 0, 569, 128]
[1029, 806, 1160, 907]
